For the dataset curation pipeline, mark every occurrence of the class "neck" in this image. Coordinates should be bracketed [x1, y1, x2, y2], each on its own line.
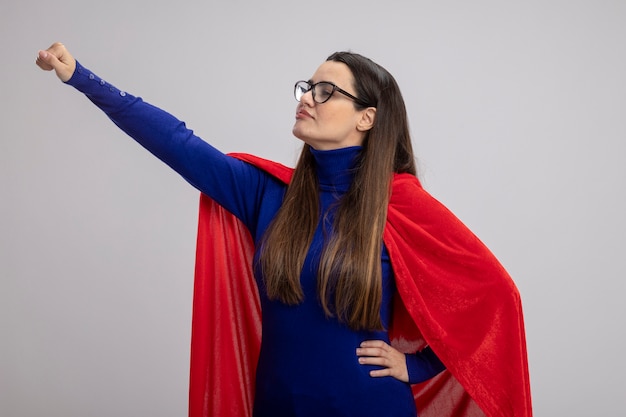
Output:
[309, 146, 361, 192]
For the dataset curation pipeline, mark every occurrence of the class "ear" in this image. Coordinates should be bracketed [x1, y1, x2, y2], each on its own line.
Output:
[356, 107, 377, 132]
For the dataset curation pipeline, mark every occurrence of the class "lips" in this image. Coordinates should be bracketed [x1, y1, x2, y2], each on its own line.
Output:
[296, 107, 313, 119]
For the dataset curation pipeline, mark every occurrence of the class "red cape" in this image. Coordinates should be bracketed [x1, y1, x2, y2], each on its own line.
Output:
[189, 153, 532, 417]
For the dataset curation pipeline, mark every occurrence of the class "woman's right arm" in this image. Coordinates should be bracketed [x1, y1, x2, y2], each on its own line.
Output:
[36, 43, 267, 224]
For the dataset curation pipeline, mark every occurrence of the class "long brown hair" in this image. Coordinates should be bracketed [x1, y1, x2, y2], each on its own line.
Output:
[258, 52, 416, 330]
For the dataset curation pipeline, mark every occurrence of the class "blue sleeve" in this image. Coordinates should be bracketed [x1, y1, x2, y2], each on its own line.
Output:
[406, 346, 446, 384]
[65, 61, 270, 229]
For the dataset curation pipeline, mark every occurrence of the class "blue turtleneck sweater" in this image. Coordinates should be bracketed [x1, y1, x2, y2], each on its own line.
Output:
[67, 62, 445, 417]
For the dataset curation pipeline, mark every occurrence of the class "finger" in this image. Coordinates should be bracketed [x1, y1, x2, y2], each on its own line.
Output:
[35, 51, 54, 71]
[38, 48, 65, 72]
[35, 42, 75, 82]
[357, 340, 390, 357]
[356, 347, 386, 358]
[36, 50, 55, 70]
[364, 359, 408, 382]
[369, 368, 393, 378]
[360, 340, 388, 349]
[36, 49, 67, 78]
[358, 356, 391, 367]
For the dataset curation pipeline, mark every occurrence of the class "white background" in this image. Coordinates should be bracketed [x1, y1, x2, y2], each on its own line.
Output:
[2, 1, 625, 415]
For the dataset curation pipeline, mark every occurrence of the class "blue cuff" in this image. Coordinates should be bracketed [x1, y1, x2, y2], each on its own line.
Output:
[65, 61, 135, 114]
[406, 346, 446, 384]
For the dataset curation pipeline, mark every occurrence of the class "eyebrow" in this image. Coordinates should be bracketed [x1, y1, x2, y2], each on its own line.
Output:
[308, 79, 335, 86]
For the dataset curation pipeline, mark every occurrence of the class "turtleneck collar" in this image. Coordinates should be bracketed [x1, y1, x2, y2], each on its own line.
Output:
[309, 146, 362, 192]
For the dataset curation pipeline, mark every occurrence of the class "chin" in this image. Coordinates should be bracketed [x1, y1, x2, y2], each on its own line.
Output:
[292, 126, 309, 143]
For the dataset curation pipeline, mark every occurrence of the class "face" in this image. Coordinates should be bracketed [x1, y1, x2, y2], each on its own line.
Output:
[292, 61, 374, 150]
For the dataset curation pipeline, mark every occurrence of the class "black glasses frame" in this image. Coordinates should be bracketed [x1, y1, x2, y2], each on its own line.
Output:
[294, 80, 371, 107]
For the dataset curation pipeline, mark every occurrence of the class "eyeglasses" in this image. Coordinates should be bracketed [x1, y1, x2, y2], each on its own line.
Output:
[294, 80, 371, 107]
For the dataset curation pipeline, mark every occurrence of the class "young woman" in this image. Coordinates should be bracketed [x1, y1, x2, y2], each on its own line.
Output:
[36, 43, 532, 417]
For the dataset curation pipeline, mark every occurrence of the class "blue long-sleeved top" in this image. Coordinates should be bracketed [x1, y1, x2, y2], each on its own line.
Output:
[66, 61, 445, 417]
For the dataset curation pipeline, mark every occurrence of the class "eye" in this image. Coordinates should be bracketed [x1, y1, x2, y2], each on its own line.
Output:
[316, 83, 334, 100]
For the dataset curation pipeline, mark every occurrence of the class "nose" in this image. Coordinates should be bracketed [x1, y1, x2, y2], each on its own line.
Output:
[299, 88, 315, 107]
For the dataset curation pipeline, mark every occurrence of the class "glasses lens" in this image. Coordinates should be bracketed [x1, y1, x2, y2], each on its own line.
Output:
[294, 81, 310, 101]
[313, 82, 334, 103]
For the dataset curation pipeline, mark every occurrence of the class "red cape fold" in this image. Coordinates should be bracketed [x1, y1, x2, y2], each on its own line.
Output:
[189, 153, 532, 417]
